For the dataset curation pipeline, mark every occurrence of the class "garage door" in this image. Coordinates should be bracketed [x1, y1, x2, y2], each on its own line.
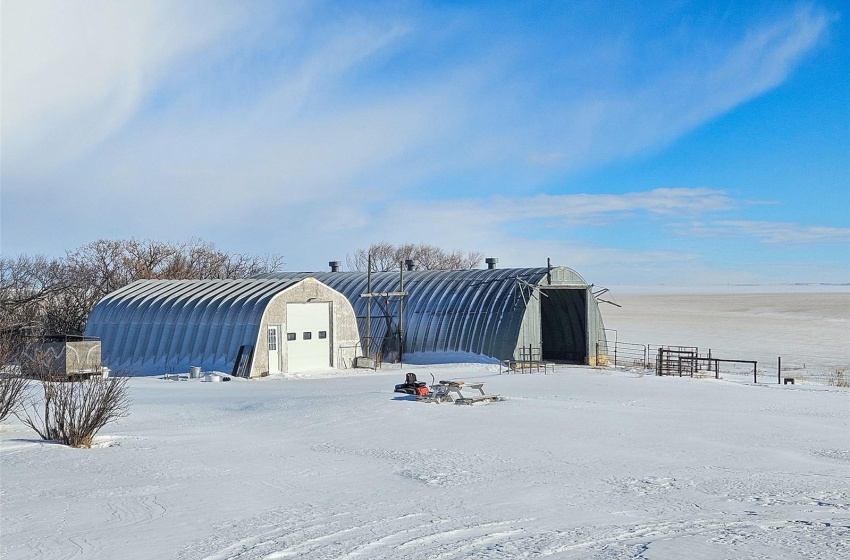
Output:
[286, 302, 331, 371]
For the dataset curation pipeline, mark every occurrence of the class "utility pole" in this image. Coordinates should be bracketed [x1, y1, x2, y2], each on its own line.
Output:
[399, 261, 405, 367]
[366, 253, 372, 359]
[359, 254, 408, 365]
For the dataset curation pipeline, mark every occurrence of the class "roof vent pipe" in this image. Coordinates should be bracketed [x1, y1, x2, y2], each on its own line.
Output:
[404, 259, 418, 271]
[329, 261, 341, 272]
[485, 257, 498, 270]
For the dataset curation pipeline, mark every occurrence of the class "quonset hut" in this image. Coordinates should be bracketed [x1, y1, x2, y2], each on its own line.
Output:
[255, 264, 608, 365]
[85, 278, 360, 377]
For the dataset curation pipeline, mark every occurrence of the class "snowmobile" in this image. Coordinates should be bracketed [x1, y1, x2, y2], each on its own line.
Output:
[394, 372, 429, 397]
[394, 373, 502, 404]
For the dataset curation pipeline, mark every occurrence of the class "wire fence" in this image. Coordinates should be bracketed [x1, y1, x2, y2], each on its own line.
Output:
[603, 340, 850, 388]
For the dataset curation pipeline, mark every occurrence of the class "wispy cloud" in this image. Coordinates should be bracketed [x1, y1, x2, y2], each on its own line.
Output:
[521, 5, 831, 172]
[691, 220, 850, 244]
[3, 3, 830, 192]
[371, 188, 736, 232]
[1, 0, 253, 178]
[284, 188, 738, 273]
[1, 2, 841, 287]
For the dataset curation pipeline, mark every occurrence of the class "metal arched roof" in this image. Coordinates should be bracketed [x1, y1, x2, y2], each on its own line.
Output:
[85, 279, 301, 375]
[255, 267, 600, 360]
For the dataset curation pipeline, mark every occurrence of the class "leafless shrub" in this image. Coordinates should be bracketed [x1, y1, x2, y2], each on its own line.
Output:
[0, 324, 28, 422]
[0, 373, 28, 422]
[16, 351, 130, 447]
[827, 369, 849, 388]
[347, 242, 483, 272]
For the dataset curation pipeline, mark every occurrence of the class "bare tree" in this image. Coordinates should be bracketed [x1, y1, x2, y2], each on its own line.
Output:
[0, 334, 27, 423]
[347, 242, 396, 272]
[0, 255, 67, 336]
[16, 349, 130, 447]
[168, 238, 286, 279]
[346, 243, 483, 272]
[1, 256, 63, 417]
[65, 237, 285, 283]
[4, 238, 286, 337]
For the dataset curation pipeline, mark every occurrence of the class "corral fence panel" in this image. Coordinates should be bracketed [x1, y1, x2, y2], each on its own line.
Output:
[606, 340, 846, 387]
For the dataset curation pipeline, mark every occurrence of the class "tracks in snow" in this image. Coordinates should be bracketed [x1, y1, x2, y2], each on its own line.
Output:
[178, 501, 850, 560]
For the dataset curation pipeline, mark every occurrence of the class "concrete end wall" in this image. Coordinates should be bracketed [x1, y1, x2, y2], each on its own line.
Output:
[254, 278, 360, 377]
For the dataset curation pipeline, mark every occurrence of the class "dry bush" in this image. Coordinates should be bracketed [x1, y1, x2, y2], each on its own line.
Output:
[16, 352, 130, 447]
[0, 373, 28, 422]
[18, 375, 130, 448]
[0, 331, 28, 422]
[828, 369, 849, 388]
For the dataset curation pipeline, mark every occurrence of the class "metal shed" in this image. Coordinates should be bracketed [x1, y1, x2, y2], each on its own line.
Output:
[84, 277, 360, 377]
[255, 266, 608, 365]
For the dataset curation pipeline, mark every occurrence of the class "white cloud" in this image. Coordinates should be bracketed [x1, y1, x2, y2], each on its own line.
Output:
[694, 220, 850, 244]
[519, 6, 831, 171]
[258, 191, 754, 286]
[1, 0, 251, 178]
[0, 2, 839, 288]
[2, 2, 830, 196]
[367, 188, 737, 232]
[267, 188, 736, 269]
[703, 5, 831, 106]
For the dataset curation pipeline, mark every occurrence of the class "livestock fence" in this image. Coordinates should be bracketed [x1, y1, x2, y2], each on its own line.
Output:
[598, 337, 849, 387]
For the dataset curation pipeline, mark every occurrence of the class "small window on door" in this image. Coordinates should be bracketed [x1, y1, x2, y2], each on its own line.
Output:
[318, 331, 327, 339]
[268, 328, 277, 351]
[287, 332, 296, 341]
[303, 332, 312, 340]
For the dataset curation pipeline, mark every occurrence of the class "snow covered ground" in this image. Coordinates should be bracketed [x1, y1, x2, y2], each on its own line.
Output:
[2, 292, 849, 559]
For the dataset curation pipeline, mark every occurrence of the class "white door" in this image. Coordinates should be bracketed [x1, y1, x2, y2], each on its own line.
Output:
[286, 302, 331, 372]
[267, 326, 281, 373]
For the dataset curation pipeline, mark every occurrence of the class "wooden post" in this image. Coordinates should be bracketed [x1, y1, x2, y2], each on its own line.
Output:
[753, 361, 757, 384]
[777, 356, 781, 384]
[656, 348, 662, 376]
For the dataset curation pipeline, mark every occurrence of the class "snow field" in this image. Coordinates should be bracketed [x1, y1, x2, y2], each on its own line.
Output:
[2, 363, 849, 559]
[601, 291, 850, 386]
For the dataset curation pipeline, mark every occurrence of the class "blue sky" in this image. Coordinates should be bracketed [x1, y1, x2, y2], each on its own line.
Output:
[2, 0, 848, 286]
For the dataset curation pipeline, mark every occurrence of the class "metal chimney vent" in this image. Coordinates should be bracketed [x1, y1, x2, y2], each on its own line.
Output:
[485, 257, 498, 270]
[329, 261, 341, 272]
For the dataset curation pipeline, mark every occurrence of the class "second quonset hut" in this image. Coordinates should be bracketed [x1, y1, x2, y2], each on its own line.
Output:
[256, 263, 608, 366]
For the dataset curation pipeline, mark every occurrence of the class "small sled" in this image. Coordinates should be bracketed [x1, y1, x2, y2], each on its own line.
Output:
[419, 375, 502, 405]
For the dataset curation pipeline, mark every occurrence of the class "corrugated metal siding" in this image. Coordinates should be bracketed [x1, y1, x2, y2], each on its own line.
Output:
[256, 267, 607, 362]
[85, 279, 300, 375]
